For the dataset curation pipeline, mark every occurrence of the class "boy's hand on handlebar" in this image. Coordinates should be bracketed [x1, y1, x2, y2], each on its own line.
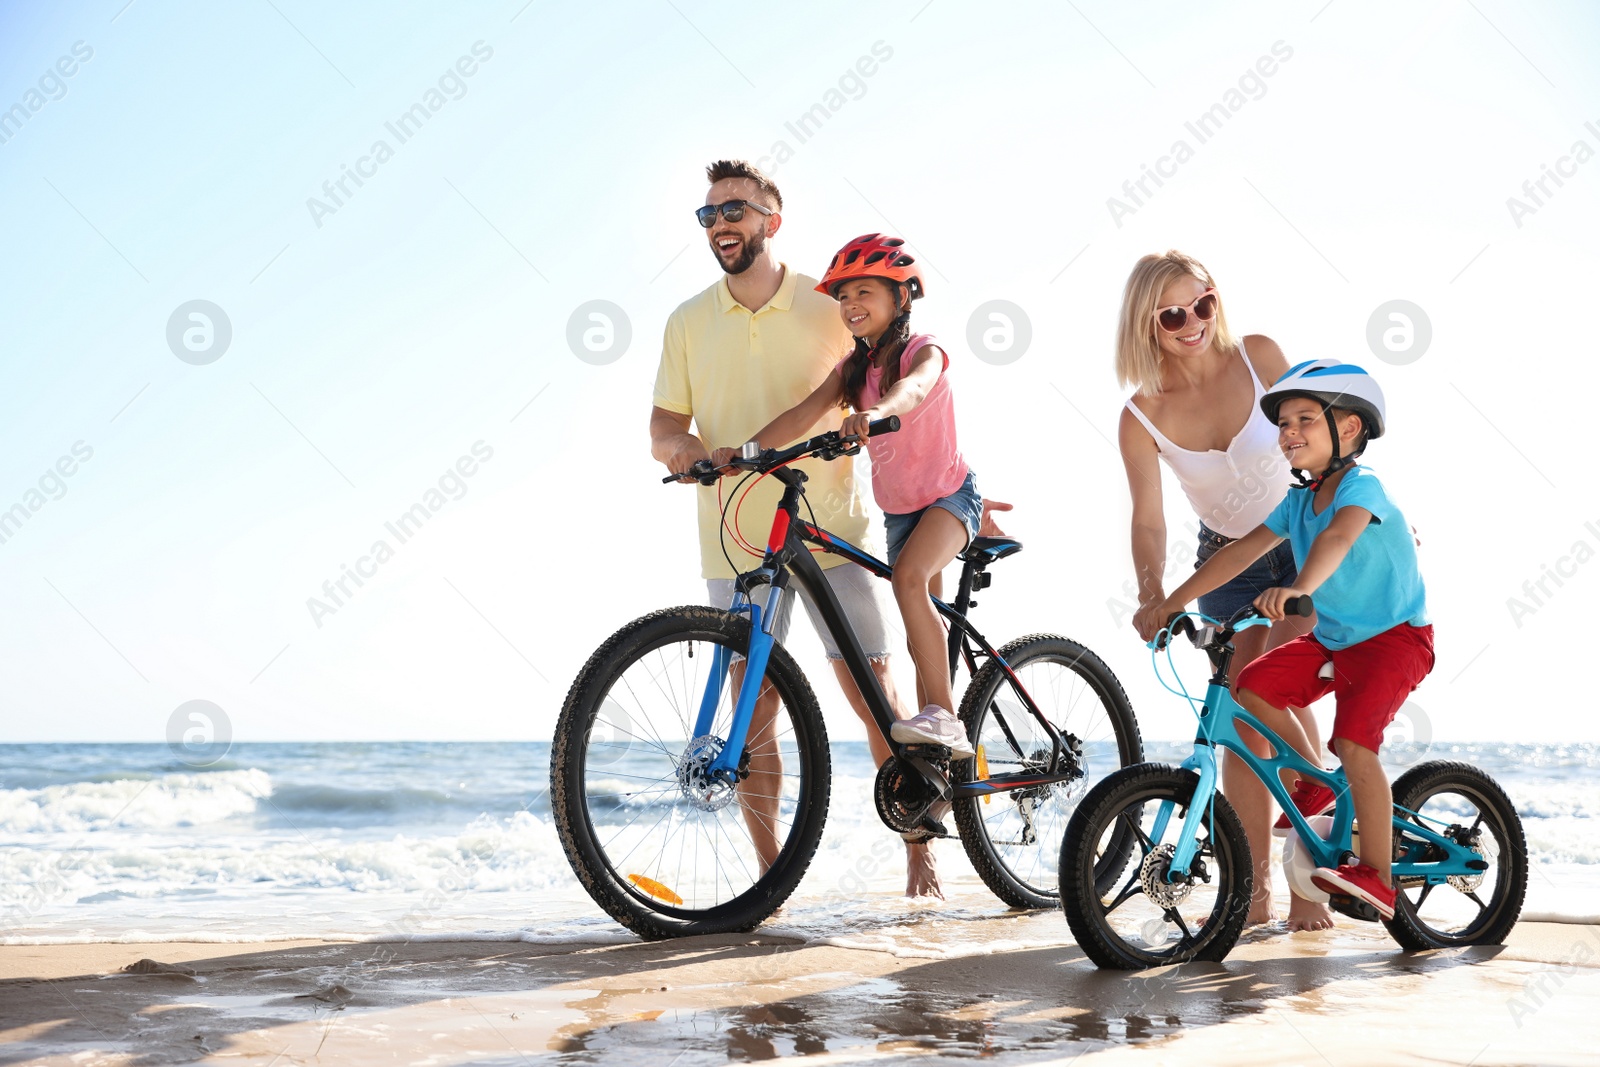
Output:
[1253, 586, 1310, 621]
[1133, 597, 1181, 643]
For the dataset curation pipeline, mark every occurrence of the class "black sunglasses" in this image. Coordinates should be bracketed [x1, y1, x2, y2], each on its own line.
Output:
[694, 199, 774, 228]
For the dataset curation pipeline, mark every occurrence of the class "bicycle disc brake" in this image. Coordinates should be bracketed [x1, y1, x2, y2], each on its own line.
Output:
[678, 735, 738, 812]
[1139, 843, 1197, 909]
[1448, 825, 1495, 893]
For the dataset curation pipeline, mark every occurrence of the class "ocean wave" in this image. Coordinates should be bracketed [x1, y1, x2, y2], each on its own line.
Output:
[0, 769, 273, 834]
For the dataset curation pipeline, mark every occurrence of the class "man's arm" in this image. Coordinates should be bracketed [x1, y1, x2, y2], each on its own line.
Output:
[650, 405, 708, 478]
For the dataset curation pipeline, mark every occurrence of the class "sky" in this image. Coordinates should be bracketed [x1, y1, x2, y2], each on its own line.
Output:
[0, 0, 1597, 745]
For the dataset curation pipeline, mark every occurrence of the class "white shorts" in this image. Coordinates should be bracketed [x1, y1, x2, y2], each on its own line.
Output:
[707, 563, 895, 661]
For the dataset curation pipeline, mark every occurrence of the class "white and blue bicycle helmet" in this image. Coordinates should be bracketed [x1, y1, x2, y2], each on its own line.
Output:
[1261, 359, 1387, 488]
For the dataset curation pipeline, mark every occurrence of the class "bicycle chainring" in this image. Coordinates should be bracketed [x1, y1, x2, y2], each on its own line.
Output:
[874, 757, 933, 834]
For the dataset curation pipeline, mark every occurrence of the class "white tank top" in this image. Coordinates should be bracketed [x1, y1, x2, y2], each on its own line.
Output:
[1123, 340, 1290, 539]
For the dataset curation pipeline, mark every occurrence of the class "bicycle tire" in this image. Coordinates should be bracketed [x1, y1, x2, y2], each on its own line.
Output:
[952, 634, 1142, 909]
[1060, 763, 1253, 969]
[1383, 760, 1527, 950]
[551, 606, 830, 939]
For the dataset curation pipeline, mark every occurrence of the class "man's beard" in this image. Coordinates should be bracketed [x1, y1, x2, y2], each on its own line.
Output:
[710, 227, 766, 275]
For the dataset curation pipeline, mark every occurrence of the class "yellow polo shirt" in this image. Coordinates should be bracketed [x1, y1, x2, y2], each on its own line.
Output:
[654, 265, 873, 579]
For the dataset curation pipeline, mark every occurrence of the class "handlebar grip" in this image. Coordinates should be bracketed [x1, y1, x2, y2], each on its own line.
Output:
[1154, 613, 1195, 650]
[1284, 595, 1314, 617]
[867, 416, 900, 437]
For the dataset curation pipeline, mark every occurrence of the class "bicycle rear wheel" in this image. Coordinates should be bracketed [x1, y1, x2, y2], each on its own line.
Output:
[1384, 760, 1527, 950]
[952, 635, 1142, 909]
[551, 606, 829, 939]
[1060, 764, 1252, 969]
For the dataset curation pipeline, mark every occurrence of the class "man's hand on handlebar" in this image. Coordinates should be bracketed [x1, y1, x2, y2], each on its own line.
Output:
[662, 439, 711, 482]
[1253, 585, 1312, 622]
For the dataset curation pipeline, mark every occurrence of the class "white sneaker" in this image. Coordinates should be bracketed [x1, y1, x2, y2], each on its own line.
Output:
[890, 704, 976, 759]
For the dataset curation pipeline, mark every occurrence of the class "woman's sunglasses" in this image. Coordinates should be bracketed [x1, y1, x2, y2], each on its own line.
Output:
[694, 199, 775, 228]
[1154, 289, 1218, 333]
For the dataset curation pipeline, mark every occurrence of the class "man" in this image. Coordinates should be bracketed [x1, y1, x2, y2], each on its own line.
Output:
[650, 159, 944, 897]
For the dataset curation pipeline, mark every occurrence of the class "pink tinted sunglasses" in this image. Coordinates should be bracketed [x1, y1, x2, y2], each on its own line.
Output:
[1154, 289, 1218, 333]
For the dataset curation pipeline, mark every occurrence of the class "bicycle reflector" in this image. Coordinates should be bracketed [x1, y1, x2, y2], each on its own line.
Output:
[627, 873, 685, 906]
[976, 746, 990, 804]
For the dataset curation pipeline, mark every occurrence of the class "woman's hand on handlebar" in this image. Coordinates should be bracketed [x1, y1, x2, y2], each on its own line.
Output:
[1133, 596, 1181, 644]
[1253, 585, 1311, 622]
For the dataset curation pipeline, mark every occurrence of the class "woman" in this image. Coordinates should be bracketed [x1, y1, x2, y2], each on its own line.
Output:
[1115, 250, 1331, 931]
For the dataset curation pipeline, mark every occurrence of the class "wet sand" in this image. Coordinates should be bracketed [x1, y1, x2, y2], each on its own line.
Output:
[3, 913, 1597, 1065]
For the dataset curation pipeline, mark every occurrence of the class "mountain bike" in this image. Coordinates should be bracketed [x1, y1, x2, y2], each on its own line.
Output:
[551, 418, 1141, 939]
[1059, 598, 1527, 969]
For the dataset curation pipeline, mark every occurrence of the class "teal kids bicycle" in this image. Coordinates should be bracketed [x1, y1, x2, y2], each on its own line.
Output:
[1059, 598, 1527, 969]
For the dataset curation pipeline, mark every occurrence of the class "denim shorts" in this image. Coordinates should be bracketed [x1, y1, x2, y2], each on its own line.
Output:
[882, 469, 982, 565]
[1195, 522, 1299, 620]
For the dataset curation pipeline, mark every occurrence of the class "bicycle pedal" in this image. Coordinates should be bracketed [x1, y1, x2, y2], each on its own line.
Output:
[902, 744, 952, 760]
[905, 814, 952, 841]
[1328, 894, 1384, 923]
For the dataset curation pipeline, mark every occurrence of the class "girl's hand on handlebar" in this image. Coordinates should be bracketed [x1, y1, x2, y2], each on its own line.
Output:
[1133, 597, 1180, 643]
[840, 410, 877, 441]
[1253, 586, 1310, 621]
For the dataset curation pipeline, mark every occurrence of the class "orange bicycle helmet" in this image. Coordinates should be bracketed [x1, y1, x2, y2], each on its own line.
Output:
[815, 233, 925, 299]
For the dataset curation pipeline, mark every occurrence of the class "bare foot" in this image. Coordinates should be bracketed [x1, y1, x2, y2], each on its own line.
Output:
[1245, 892, 1278, 926]
[1286, 894, 1335, 932]
[904, 841, 944, 899]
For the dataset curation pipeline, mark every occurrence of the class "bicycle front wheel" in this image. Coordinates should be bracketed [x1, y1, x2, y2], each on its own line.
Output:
[952, 635, 1142, 909]
[1060, 764, 1252, 970]
[551, 606, 830, 939]
[1385, 760, 1527, 950]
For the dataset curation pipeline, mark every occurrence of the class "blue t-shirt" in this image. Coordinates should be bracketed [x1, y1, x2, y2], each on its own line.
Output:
[1263, 465, 1429, 650]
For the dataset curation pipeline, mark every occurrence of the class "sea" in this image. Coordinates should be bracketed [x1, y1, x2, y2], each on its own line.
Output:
[3, 741, 1597, 949]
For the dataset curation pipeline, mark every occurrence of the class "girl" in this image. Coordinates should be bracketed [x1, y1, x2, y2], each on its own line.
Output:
[716, 233, 981, 759]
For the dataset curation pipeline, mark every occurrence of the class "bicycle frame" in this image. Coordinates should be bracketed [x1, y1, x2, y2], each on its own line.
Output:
[690, 466, 1077, 800]
[1155, 617, 1488, 888]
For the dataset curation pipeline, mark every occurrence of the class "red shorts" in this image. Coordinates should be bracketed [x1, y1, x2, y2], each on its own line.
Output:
[1234, 623, 1435, 753]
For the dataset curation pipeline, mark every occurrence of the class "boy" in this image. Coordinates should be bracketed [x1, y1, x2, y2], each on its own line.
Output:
[1133, 359, 1433, 920]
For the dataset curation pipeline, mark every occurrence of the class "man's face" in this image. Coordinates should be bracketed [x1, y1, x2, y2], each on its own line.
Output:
[703, 178, 778, 276]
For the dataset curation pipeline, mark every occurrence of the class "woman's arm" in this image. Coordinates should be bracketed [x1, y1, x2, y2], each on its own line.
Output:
[1134, 523, 1285, 638]
[1242, 334, 1289, 389]
[1118, 406, 1168, 608]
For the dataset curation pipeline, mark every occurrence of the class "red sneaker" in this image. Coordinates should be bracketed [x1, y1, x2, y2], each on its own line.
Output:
[1272, 779, 1338, 837]
[1312, 862, 1396, 920]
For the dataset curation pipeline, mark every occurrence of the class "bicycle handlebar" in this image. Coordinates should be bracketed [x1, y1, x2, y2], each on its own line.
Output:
[662, 415, 901, 485]
[1153, 595, 1313, 651]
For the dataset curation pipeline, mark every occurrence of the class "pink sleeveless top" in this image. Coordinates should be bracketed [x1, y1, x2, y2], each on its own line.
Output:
[841, 333, 969, 515]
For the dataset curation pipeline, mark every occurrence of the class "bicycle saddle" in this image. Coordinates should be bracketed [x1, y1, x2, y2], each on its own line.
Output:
[960, 536, 1023, 564]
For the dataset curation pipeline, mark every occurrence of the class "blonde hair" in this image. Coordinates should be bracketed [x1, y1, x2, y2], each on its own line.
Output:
[1114, 251, 1239, 397]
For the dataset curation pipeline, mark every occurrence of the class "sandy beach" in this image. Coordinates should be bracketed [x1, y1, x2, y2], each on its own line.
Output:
[4, 906, 1597, 1066]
